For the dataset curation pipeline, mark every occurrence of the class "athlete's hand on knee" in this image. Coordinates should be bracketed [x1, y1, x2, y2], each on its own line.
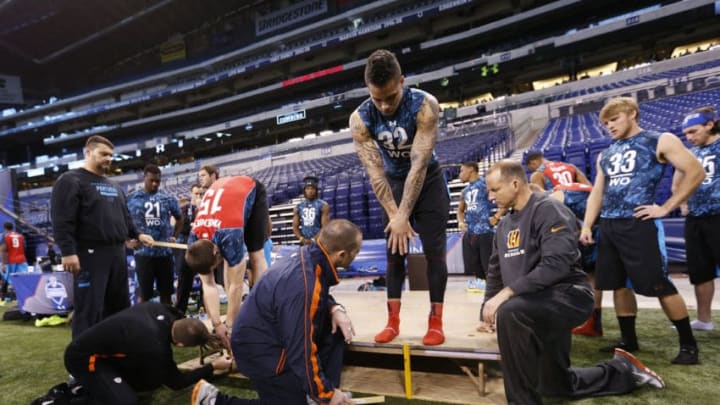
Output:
[385, 217, 417, 255]
[62, 255, 81, 276]
[481, 287, 514, 325]
[633, 204, 668, 220]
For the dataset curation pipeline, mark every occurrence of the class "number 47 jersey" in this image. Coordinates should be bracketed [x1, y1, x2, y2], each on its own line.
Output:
[190, 176, 258, 266]
[599, 131, 666, 219]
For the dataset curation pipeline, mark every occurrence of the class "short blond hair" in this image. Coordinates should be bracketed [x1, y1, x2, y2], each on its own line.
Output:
[600, 97, 639, 122]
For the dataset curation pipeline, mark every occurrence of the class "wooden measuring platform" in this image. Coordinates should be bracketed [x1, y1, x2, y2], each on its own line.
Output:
[179, 290, 505, 404]
[334, 290, 504, 404]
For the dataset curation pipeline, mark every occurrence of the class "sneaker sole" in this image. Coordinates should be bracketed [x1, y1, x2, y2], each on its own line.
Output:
[614, 348, 665, 388]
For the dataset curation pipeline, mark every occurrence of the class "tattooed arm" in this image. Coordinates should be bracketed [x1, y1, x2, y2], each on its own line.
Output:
[351, 111, 399, 218]
[397, 95, 439, 218]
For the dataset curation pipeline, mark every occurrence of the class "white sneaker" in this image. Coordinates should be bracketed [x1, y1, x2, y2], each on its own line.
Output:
[690, 319, 714, 331]
[191, 379, 218, 405]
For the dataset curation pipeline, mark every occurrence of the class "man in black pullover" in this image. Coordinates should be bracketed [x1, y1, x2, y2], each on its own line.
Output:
[65, 302, 231, 404]
[51, 135, 153, 338]
[479, 160, 665, 405]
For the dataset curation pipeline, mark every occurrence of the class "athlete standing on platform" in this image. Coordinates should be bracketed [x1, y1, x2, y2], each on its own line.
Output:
[351, 49, 450, 345]
[1, 222, 28, 301]
[457, 162, 496, 289]
[51, 135, 153, 338]
[479, 160, 665, 405]
[293, 176, 330, 245]
[525, 151, 591, 190]
[580, 97, 704, 364]
[185, 175, 269, 350]
[127, 164, 183, 305]
[674, 107, 720, 331]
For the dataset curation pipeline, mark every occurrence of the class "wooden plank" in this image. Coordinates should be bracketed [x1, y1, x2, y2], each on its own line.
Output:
[340, 366, 506, 405]
[152, 241, 188, 249]
[351, 395, 385, 404]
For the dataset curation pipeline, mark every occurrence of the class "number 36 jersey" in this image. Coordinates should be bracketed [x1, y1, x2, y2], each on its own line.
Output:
[356, 87, 438, 179]
[599, 131, 666, 219]
[190, 176, 257, 266]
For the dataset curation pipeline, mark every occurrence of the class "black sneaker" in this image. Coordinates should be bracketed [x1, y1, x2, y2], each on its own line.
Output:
[671, 345, 699, 365]
[599, 341, 639, 353]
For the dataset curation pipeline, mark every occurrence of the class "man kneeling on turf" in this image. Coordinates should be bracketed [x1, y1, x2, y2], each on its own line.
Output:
[192, 220, 360, 405]
[65, 302, 232, 404]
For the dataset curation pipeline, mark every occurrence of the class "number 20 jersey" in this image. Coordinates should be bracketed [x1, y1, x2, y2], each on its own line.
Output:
[356, 87, 438, 179]
[599, 131, 665, 219]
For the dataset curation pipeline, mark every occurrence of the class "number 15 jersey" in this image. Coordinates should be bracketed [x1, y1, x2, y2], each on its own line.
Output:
[190, 176, 258, 266]
[599, 131, 666, 219]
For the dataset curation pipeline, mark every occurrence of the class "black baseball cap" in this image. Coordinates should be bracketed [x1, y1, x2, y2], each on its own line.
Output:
[303, 176, 319, 188]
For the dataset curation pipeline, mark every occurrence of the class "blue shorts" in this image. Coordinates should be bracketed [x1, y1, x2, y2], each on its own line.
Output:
[4, 262, 29, 282]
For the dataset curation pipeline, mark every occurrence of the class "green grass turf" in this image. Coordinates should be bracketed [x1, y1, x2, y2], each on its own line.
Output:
[1, 304, 717, 404]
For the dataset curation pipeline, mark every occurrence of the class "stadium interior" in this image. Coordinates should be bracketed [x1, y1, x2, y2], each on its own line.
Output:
[2, 0, 720, 259]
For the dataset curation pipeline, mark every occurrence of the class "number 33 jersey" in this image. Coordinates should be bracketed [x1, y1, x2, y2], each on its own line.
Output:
[599, 131, 665, 219]
[190, 176, 257, 266]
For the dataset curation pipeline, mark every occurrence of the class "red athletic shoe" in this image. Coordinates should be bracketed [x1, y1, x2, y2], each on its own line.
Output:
[572, 310, 603, 337]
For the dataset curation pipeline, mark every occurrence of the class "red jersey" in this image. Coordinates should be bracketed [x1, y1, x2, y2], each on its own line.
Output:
[3, 230, 27, 264]
[542, 161, 577, 187]
[191, 176, 256, 240]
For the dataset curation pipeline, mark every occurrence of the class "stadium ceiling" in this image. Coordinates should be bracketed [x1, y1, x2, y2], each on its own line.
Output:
[1, 0, 719, 177]
[0, 0, 256, 89]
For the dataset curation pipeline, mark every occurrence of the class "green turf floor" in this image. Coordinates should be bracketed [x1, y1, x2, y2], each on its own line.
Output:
[1, 304, 717, 404]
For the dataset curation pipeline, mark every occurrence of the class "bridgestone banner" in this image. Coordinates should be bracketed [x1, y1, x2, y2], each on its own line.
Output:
[256, 0, 327, 36]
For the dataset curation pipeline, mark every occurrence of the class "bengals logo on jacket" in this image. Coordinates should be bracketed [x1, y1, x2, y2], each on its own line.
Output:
[507, 229, 521, 249]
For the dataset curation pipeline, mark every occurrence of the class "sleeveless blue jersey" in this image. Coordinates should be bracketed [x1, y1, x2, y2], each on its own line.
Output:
[536, 163, 553, 190]
[688, 139, 720, 217]
[553, 183, 592, 220]
[357, 87, 439, 178]
[296, 198, 327, 238]
[461, 177, 494, 235]
[127, 190, 182, 256]
[562, 190, 590, 219]
[600, 131, 666, 219]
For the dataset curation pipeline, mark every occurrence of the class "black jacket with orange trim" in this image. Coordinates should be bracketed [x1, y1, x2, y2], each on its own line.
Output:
[231, 242, 341, 402]
[64, 302, 213, 391]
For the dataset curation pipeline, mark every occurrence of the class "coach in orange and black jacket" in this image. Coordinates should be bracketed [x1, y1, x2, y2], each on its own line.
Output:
[213, 219, 360, 405]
